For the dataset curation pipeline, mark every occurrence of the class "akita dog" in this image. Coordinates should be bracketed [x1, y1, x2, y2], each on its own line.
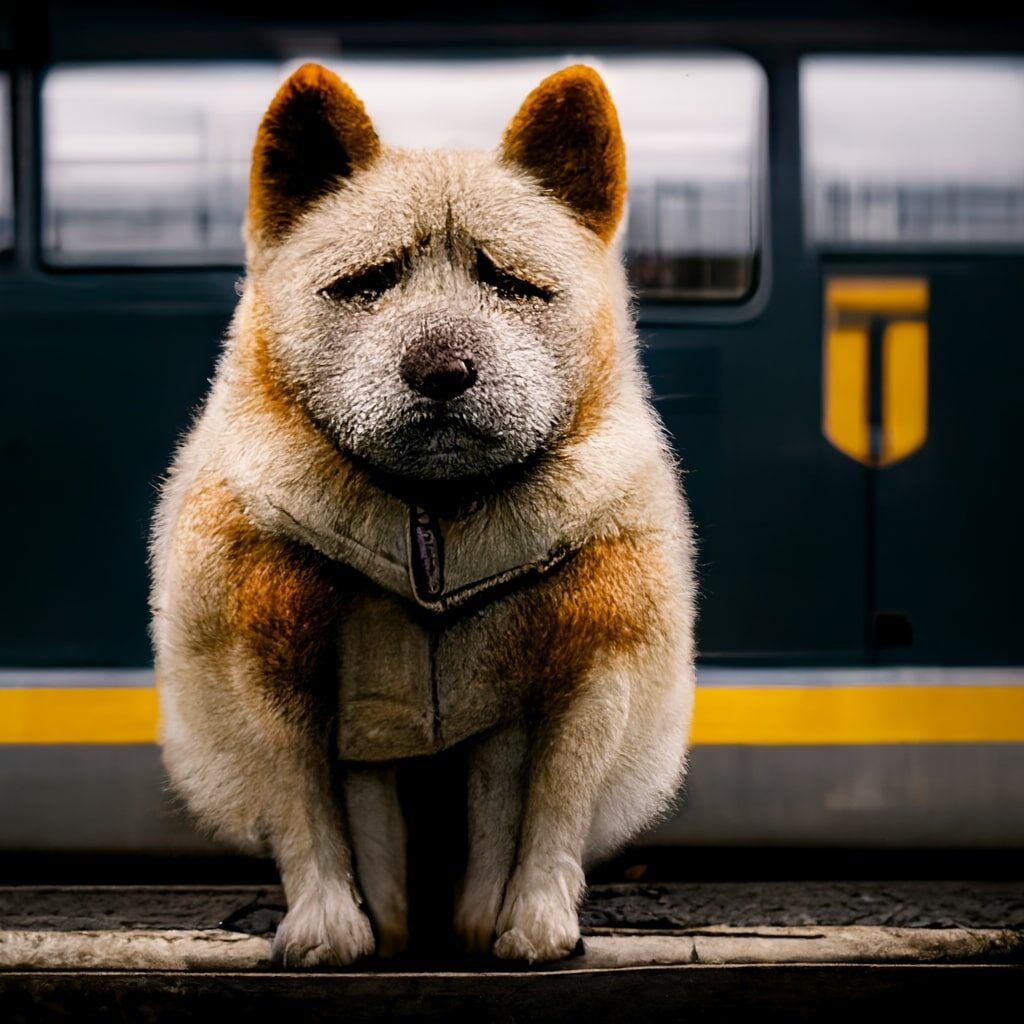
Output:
[149, 62, 696, 966]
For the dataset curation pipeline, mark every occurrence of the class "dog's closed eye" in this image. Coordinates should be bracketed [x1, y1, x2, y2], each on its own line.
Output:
[321, 259, 404, 304]
[476, 249, 554, 303]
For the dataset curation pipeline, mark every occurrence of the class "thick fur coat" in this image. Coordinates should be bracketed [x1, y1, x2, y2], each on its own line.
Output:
[149, 63, 696, 965]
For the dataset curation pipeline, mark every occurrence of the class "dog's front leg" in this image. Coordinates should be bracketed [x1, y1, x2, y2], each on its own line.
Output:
[493, 668, 630, 963]
[156, 482, 377, 968]
[455, 724, 528, 953]
[344, 763, 408, 957]
[260, 729, 375, 968]
[161, 653, 374, 969]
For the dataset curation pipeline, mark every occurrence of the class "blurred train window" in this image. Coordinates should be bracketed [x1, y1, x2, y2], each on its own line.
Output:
[41, 57, 766, 301]
[42, 65, 271, 267]
[0, 74, 12, 252]
[802, 57, 1024, 249]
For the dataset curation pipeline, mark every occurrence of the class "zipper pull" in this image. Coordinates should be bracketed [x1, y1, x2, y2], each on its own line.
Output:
[410, 505, 444, 601]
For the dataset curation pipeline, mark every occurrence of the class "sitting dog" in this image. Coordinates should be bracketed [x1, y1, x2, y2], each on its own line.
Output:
[149, 62, 696, 966]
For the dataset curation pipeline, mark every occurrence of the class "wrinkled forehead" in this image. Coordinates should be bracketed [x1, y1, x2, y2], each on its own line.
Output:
[275, 146, 601, 277]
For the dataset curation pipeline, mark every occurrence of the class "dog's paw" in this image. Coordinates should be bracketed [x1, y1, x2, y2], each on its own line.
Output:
[492, 865, 582, 964]
[271, 884, 375, 968]
[454, 875, 504, 955]
[493, 916, 580, 964]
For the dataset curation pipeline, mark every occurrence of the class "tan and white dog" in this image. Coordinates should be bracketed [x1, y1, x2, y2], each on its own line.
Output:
[149, 62, 696, 967]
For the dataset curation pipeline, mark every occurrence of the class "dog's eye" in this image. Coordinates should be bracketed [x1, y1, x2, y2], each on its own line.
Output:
[476, 250, 553, 303]
[321, 260, 403, 304]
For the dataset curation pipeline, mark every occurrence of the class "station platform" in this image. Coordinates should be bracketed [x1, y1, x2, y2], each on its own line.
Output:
[1, 879, 1021, 1021]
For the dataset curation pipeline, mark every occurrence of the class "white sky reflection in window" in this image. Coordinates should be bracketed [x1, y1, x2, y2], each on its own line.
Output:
[42, 56, 766, 300]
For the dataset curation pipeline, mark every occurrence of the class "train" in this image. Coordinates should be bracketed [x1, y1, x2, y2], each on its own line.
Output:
[1, 3, 1022, 858]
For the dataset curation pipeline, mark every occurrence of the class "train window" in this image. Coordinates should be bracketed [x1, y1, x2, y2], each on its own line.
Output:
[41, 65, 271, 266]
[0, 74, 12, 252]
[802, 57, 1024, 249]
[41, 56, 766, 301]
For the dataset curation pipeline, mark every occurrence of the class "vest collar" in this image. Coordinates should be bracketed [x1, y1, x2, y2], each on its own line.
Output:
[230, 378, 652, 614]
[265, 477, 578, 614]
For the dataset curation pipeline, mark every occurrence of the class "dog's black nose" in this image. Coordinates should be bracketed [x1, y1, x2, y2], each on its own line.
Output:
[400, 350, 477, 401]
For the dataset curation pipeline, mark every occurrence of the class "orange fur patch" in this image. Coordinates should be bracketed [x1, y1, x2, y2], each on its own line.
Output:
[489, 530, 666, 711]
[175, 477, 343, 719]
[501, 65, 627, 242]
[249, 62, 380, 244]
[230, 535, 339, 684]
[565, 306, 619, 443]
[244, 320, 306, 418]
[240, 315, 365, 493]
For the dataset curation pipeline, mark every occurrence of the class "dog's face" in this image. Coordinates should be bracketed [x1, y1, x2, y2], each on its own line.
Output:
[245, 64, 626, 488]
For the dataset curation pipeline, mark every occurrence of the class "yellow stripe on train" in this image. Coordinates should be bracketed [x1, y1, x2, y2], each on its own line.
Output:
[1, 685, 1023, 745]
[0, 688, 158, 744]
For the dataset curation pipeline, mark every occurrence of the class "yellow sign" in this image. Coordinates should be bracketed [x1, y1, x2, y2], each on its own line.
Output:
[823, 277, 929, 467]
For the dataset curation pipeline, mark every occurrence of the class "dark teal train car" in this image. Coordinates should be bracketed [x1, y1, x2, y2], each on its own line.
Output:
[1, 4, 1022, 855]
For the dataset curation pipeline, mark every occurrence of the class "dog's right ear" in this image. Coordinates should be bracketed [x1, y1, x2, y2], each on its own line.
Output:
[500, 65, 626, 242]
[248, 63, 379, 247]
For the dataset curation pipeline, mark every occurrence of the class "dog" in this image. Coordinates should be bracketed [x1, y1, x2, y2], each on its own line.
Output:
[149, 62, 696, 966]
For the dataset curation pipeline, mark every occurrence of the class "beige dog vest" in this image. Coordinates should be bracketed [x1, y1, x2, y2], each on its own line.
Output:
[332, 503, 574, 762]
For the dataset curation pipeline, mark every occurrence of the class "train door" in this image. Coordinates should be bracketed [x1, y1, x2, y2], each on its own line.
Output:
[805, 55, 1024, 666]
[872, 259, 1024, 665]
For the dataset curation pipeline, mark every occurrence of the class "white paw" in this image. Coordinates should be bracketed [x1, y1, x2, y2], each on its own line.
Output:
[454, 875, 504, 955]
[493, 864, 582, 964]
[493, 916, 580, 964]
[271, 883, 375, 968]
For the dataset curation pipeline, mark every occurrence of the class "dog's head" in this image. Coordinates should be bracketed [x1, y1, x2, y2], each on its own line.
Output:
[244, 63, 628, 493]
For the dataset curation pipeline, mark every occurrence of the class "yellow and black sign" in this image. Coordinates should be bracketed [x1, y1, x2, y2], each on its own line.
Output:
[823, 277, 929, 467]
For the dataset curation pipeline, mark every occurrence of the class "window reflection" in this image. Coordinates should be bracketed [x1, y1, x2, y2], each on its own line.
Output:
[802, 58, 1024, 248]
[43, 65, 269, 265]
[42, 56, 766, 301]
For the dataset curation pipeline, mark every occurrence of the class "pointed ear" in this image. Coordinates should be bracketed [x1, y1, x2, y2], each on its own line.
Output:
[500, 65, 626, 242]
[248, 63, 379, 245]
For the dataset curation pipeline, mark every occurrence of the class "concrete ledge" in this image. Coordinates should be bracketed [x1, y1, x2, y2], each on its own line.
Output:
[1, 925, 1021, 971]
[1, 882, 1020, 972]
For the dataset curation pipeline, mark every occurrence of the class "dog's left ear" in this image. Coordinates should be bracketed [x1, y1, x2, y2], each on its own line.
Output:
[248, 63, 379, 247]
[500, 65, 626, 242]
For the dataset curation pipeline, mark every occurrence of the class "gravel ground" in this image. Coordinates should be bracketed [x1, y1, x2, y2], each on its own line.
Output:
[579, 881, 1024, 931]
[1, 881, 1021, 935]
